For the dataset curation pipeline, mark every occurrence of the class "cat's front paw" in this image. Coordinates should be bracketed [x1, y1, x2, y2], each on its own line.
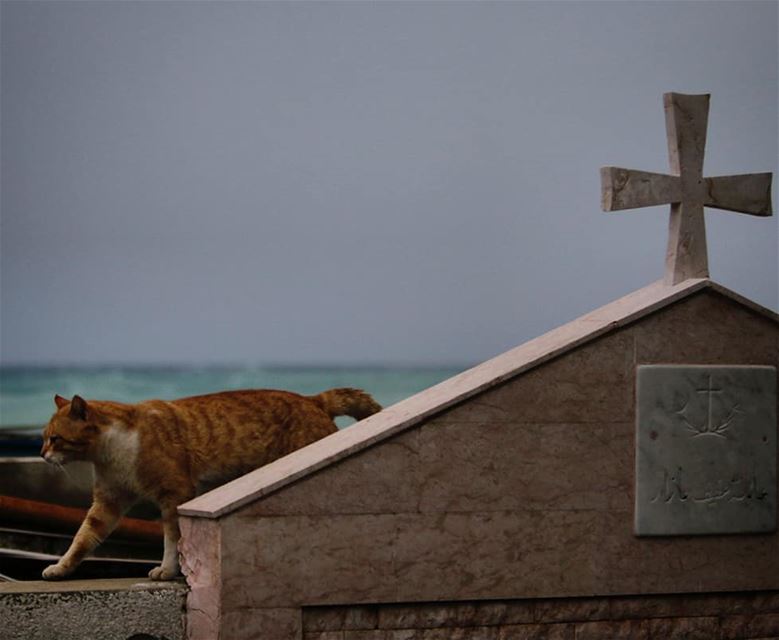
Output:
[148, 565, 178, 581]
[42, 563, 72, 580]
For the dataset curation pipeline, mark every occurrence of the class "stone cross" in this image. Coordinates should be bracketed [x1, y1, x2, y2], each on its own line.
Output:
[601, 93, 773, 285]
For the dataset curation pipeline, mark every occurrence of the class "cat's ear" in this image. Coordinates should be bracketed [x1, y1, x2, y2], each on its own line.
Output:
[69, 395, 89, 421]
[54, 394, 69, 409]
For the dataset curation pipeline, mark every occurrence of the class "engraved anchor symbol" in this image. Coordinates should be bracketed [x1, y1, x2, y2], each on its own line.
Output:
[676, 375, 741, 439]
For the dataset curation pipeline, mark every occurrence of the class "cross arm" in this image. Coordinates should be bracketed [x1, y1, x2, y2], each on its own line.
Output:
[704, 173, 773, 217]
[600, 167, 681, 212]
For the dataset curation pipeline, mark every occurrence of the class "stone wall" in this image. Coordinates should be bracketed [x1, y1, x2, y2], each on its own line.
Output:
[179, 287, 779, 639]
[303, 591, 779, 640]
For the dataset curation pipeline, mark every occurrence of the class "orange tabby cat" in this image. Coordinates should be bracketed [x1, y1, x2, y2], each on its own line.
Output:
[40, 387, 381, 580]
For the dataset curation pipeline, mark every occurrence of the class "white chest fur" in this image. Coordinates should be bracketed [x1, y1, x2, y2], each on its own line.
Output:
[95, 426, 140, 492]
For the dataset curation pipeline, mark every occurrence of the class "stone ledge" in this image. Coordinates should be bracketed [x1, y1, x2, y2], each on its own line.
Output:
[0, 577, 187, 640]
[0, 576, 186, 594]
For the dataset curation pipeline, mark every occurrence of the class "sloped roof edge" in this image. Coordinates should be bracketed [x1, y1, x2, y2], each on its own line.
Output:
[178, 278, 778, 519]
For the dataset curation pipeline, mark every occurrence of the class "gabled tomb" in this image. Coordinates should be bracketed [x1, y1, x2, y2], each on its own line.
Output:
[178, 93, 777, 639]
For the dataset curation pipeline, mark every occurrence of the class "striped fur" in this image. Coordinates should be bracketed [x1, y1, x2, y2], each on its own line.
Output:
[40, 388, 381, 580]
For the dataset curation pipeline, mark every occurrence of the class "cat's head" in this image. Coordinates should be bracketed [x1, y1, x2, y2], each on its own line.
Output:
[40, 395, 102, 464]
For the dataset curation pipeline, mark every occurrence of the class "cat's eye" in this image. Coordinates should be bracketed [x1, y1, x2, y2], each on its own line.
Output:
[49, 435, 61, 444]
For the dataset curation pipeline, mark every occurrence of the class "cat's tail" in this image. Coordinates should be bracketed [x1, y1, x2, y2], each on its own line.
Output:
[311, 388, 382, 421]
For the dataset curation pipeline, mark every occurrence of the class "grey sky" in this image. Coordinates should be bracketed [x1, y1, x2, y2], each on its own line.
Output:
[1, 0, 777, 366]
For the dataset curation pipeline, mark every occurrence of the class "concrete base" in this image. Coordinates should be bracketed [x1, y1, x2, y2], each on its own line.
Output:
[0, 577, 187, 640]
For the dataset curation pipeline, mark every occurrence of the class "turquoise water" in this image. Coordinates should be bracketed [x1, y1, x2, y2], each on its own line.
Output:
[0, 366, 465, 429]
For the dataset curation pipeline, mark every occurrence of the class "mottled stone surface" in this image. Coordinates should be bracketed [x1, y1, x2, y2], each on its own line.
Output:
[636, 365, 777, 535]
[0, 577, 187, 640]
[222, 510, 624, 609]
[304, 605, 379, 631]
[448, 329, 635, 424]
[303, 591, 779, 640]
[634, 291, 778, 364]
[720, 612, 779, 638]
[646, 616, 720, 640]
[219, 507, 779, 614]
[220, 607, 301, 640]
[179, 517, 221, 640]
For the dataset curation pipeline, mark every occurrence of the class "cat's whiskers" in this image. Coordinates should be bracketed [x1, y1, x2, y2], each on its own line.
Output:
[59, 462, 73, 481]
[51, 459, 72, 481]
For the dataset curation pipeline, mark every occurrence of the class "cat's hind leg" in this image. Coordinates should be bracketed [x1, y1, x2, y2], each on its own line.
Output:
[148, 503, 184, 580]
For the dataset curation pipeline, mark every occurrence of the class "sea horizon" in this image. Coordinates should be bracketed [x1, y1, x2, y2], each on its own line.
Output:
[0, 363, 470, 429]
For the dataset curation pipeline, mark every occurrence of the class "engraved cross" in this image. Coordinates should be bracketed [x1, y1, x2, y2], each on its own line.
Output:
[697, 375, 722, 434]
[601, 93, 773, 285]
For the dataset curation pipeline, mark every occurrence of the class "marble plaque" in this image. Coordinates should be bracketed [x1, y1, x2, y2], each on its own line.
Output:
[635, 365, 776, 536]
